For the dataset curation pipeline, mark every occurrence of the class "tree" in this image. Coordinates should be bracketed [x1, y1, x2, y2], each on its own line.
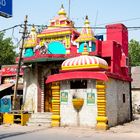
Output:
[129, 39, 140, 66]
[0, 32, 16, 65]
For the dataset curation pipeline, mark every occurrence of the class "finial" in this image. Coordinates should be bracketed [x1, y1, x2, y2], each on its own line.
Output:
[61, 4, 64, 9]
[58, 4, 66, 16]
[84, 15, 90, 25]
[85, 15, 88, 20]
[82, 43, 89, 55]
[31, 24, 36, 32]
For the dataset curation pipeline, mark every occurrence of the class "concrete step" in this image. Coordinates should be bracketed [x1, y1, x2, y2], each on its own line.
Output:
[29, 118, 51, 123]
[31, 112, 52, 119]
[27, 122, 51, 127]
[27, 112, 52, 127]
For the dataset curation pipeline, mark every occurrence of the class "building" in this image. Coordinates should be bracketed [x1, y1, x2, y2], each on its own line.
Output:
[131, 66, 140, 113]
[0, 65, 23, 112]
[22, 5, 132, 130]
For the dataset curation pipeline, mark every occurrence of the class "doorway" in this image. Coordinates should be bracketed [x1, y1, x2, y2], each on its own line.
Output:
[44, 83, 52, 112]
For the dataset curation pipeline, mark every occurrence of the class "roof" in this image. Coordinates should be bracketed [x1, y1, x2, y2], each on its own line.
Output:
[24, 25, 37, 48]
[0, 83, 14, 92]
[131, 66, 140, 89]
[62, 55, 108, 71]
[76, 16, 96, 42]
[46, 71, 108, 84]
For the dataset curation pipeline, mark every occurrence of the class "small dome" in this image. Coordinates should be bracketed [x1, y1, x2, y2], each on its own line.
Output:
[62, 55, 108, 70]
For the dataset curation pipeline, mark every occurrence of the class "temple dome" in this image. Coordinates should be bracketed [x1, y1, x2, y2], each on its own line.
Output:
[62, 55, 108, 70]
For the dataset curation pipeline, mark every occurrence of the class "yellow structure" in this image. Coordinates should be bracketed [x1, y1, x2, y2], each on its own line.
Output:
[24, 25, 37, 48]
[3, 113, 30, 126]
[76, 16, 96, 43]
[96, 81, 108, 130]
[51, 82, 60, 127]
[72, 98, 84, 111]
[37, 5, 79, 54]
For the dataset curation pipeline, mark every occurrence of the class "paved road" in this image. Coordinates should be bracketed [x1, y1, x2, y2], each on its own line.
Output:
[1, 127, 140, 140]
[0, 115, 140, 140]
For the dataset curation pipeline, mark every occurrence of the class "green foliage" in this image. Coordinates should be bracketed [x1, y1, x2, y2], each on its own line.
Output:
[129, 39, 140, 66]
[0, 32, 16, 65]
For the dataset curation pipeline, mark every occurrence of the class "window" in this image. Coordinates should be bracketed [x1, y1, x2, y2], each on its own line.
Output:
[123, 94, 125, 103]
[51, 68, 59, 75]
[70, 80, 87, 89]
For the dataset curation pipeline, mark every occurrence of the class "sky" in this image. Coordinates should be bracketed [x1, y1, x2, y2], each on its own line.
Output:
[0, 0, 140, 45]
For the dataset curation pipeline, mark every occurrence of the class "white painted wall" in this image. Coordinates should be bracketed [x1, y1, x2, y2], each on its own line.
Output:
[60, 80, 97, 127]
[23, 68, 38, 113]
[106, 78, 131, 127]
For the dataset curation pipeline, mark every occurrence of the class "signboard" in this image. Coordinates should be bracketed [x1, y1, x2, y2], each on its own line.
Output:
[61, 92, 68, 103]
[87, 93, 95, 105]
[1, 65, 23, 76]
[0, 0, 12, 18]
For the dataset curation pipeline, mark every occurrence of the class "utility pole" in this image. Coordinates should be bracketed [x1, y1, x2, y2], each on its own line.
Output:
[68, 0, 71, 18]
[13, 15, 28, 110]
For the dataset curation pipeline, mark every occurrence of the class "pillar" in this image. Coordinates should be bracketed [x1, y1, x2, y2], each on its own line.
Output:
[51, 82, 60, 127]
[96, 80, 108, 130]
[41, 73, 44, 113]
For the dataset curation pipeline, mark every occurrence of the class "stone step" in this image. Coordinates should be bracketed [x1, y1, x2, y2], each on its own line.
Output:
[31, 112, 52, 119]
[27, 122, 51, 127]
[29, 118, 51, 123]
[27, 112, 52, 127]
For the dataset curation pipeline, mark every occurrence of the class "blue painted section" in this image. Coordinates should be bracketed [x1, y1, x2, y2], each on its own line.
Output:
[95, 35, 103, 41]
[24, 48, 34, 57]
[48, 41, 66, 54]
[91, 42, 96, 52]
[79, 42, 96, 53]
[78, 42, 90, 53]
[0, 96, 11, 113]
[0, 0, 12, 18]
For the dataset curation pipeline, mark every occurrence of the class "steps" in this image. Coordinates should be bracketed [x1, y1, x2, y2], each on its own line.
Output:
[27, 112, 52, 127]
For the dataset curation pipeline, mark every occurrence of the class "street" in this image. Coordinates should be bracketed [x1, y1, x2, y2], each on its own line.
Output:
[0, 115, 140, 140]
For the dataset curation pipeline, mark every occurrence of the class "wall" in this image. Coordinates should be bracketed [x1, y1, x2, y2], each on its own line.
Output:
[23, 67, 38, 113]
[106, 78, 131, 127]
[60, 80, 97, 127]
[132, 90, 140, 113]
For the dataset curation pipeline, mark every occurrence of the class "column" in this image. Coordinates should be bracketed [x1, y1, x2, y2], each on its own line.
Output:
[51, 82, 60, 127]
[41, 73, 44, 113]
[96, 80, 108, 130]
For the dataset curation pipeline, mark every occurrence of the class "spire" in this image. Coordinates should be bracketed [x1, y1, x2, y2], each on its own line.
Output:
[82, 43, 89, 55]
[24, 25, 37, 48]
[58, 4, 67, 16]
[84, 15, 90, 27]
[31, 24, 36, 32]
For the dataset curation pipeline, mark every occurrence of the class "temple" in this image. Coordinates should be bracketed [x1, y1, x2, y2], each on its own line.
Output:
[22, 5, 132, 130]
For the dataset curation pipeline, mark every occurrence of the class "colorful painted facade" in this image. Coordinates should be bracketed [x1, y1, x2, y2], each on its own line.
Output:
[23, 5, 132, 130]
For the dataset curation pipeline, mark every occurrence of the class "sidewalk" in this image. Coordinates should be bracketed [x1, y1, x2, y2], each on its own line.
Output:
[0, 114, 140, 139]
[0, 124, 49, 139]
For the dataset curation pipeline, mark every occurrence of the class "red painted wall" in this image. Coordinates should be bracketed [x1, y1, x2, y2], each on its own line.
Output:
[96, 23, 130, 79]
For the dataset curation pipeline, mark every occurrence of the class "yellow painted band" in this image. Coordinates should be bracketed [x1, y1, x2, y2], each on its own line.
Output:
[52, 115, 60, 120]
[62, 64, 108, 70]
[38, 31, 72, 38]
